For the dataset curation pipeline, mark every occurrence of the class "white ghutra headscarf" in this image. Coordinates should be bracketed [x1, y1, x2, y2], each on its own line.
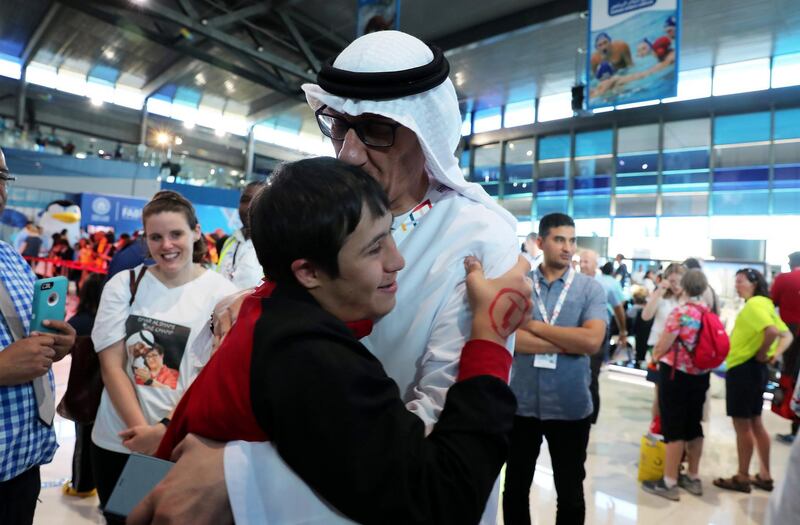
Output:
[302, 30, 516, 229]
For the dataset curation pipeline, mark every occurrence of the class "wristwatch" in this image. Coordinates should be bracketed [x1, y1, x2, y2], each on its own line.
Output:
[159, 417, 171, 428]
[144, 378, 153, 386]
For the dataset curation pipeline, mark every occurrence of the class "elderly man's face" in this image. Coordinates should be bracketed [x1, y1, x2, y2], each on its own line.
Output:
[324, 109, 426, 214]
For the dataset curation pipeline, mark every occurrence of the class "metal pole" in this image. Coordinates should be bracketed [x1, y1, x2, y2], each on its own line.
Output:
[245, 125, 256, 180]
[16, 69, 27, 130]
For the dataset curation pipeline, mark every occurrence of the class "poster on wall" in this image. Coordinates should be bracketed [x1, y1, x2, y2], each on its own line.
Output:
[587, 0, 680, 109]
[356, 0, 400, 37]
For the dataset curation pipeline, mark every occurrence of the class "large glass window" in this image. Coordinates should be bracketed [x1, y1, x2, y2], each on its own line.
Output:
[662, 68, 712, 103]
[536, 134, 570, 216]
[771, 53, 800, 89]
[773, 108, 800, 214]
[473, 107, 502, 133]
[712, 59, 771, 97]
[537, 92, 572, 122]
[662, 118, 710, 216]
[712, 112, 770, 214]
[504, 100, 536, 128]
[573, 129, 612, 218]
[616, 124, 658, 217]
[504, 138, 534, 198]
[473, 143, 501, 197]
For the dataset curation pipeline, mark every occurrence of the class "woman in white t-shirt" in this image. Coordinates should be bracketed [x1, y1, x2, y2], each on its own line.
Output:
[641, 262, 687, 427]
[90, 191, 237, 517]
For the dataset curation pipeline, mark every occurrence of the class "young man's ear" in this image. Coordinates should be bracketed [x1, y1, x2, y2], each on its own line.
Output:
[536, 235, 544, 250]
[291, 259, 323, 289]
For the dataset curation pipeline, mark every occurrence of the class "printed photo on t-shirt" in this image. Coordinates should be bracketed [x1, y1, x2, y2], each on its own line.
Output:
[125, 315, 191, 390]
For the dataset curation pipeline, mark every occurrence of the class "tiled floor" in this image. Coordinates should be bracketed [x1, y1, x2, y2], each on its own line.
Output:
[35, 363, 791, 524]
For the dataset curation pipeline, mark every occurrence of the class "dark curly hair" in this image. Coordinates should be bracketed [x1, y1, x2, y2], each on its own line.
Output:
[736, 267, 770, 299]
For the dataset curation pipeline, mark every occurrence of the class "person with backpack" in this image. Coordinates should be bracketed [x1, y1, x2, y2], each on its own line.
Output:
[642, 269, 726, 501]
[714, 268, 793, 494]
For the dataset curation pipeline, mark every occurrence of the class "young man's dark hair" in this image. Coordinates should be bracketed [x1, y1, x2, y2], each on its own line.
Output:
[789, 251, 800, 269]
[249, 157, 389, 283]
[537, 213, 575, 239]
[600, 261, 615, 275]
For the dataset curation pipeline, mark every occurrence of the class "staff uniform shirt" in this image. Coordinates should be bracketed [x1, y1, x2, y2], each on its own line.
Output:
[726, 295, 788, 370]
[510, 266, 607, 421]
[772, 269, 800, 326]
[91, 266, 236, 453]
[224, 183, 519, 525]
[0, 241, 57, 481]
[216, 229, 263, 290]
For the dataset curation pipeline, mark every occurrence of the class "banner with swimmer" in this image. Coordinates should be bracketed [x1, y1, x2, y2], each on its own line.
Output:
[356, 0, 401, 37]
[587, 0, 680, 109]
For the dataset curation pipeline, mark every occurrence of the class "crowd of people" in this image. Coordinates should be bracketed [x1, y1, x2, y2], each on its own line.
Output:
[1, 30, 799, 525]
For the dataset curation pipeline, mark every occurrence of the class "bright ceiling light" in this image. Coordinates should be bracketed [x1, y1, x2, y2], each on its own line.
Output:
[174, 136, 183, 145]
[215, 128, 226, 137]
[90, 98, 104, 107]
[156, 132, 171, 145]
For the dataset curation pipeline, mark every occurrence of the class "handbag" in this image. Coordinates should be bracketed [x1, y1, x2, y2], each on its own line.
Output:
[56, 267, 148, 424]
[771, 373, 800, 422]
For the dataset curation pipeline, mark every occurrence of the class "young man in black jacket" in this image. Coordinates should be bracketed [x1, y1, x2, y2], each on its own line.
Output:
[144, 157, 532, 525]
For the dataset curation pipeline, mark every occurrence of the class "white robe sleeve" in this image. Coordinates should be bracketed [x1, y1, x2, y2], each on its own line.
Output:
[405, 222, 519, 431]
[225, 442, 356, 525]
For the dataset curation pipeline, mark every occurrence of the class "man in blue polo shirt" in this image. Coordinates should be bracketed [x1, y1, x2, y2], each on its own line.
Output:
[503, 213, 607, 525]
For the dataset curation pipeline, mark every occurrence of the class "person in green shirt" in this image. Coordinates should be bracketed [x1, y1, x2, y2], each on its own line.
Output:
[715, 268, 793, 494]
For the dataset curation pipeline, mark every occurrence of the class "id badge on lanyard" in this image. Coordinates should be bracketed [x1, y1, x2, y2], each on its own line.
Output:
[532, 269, 575, 369]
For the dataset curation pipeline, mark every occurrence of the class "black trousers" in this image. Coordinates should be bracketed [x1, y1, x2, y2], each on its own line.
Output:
[71, 423, 95, 492]
[90, 443, 130, 524]
[503, 416, 592, 525]
[0, 466, 40, 525]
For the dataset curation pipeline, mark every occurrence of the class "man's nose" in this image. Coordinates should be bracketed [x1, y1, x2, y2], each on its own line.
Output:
[337, 128, 368, 167]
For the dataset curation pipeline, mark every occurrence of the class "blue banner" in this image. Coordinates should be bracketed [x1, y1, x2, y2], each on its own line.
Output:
[79, 192, 241, 236]
[80, 193, 147, 234]
[356, 0, 400, 37]
[587, 0, 680, 109]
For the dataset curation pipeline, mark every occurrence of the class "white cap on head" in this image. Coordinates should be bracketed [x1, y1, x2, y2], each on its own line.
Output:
[303, 30, 516, 228]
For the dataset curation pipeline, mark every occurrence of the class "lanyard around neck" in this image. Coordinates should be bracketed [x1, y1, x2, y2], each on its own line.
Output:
[532, 268, 575, 326]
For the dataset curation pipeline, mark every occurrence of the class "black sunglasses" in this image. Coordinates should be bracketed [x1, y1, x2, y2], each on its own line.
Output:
[314, 106, 402, 148]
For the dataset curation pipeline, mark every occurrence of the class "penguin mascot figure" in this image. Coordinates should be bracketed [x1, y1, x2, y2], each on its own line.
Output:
[38, 200, 82, 251]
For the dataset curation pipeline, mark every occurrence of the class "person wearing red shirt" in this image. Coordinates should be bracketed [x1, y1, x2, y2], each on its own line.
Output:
[773, 251, 800, 443]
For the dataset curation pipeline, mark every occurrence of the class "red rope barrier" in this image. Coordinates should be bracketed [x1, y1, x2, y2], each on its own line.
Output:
[23, 256, 108, 275]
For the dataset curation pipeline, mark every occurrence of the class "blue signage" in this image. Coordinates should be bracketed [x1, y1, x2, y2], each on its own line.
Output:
[80, 193, 148, 234]
[608, 0, 657, 16]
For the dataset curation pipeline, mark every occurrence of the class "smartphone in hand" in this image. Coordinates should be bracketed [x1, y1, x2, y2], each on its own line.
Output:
[30, 276, 68, 333]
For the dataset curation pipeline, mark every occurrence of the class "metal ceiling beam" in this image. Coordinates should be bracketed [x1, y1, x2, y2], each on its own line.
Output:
[140, 55, 197, 97]
[247, 91, 305, 123]
[432, 0, 586, 51]
[206, 3, 272, 29]
[286, 9, 349, 50]
[101, 0, 316, 82]
[278, 10, 320, 72]
[176, 0, 200, 20]
[60, 0, 301, 96]
[21, 2, 62, 67]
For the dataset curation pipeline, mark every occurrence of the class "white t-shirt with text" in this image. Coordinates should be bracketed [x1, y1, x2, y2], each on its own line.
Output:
[91, 266, 237, 453]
